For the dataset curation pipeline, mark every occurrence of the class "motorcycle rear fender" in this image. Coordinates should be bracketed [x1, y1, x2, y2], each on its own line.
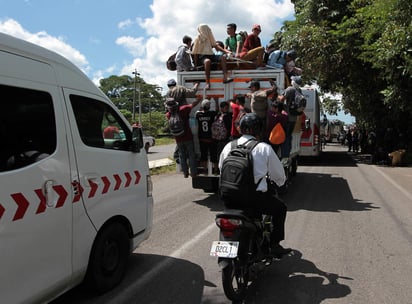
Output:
[218, 257, 231, 269]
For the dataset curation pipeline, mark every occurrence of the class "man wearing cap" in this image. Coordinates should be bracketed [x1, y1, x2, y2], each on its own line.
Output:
[167, 79, 199, 105]
[195, 98, 219, 173]
[166, 97, 201, 178]
[278, 75, 304, 158]
[247, 79, 278, 137]
[239, 24, 265, 68]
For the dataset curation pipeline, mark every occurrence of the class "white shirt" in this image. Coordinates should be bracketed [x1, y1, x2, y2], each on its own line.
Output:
[218, 135, 286, 192]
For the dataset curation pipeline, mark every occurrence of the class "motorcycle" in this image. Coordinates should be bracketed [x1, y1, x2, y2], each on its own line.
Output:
[210, 208, 280, 302]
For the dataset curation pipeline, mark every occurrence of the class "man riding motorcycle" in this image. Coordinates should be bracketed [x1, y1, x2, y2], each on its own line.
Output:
[218, 112, 292, 257]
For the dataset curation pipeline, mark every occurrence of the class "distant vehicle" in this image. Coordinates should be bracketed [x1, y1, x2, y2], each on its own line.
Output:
[143, 134, 155, 152]
[300, 86, 322, 157]
[120, 130, 154, 153]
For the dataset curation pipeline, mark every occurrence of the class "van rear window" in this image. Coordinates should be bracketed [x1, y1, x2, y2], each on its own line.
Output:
[0, 84, 56, 172]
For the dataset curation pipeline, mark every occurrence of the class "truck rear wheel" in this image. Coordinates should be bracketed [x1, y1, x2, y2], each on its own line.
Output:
[84, 222, 130, 293]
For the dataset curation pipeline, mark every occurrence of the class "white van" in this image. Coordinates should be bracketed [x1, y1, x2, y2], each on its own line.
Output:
[0, 33, 153, 303]
[300, 86, 322, 157]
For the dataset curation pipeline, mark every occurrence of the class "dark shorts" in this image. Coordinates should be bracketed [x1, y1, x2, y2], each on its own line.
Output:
[199, 140, 218, 162]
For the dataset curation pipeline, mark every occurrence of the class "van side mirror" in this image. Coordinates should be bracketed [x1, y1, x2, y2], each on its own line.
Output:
[131, 126, 144, 152]
[305, 118, 311, 130]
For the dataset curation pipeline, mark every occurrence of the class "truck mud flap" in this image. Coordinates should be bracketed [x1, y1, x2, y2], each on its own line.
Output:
[192, 175, 219, 192]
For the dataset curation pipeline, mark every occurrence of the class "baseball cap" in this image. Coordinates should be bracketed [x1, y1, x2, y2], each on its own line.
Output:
[201, 99, 211, 108]
[167, 79, 177, 87]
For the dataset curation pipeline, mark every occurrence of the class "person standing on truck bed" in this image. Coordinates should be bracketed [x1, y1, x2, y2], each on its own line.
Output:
[166, 97, 201, 178]
[247, 79, 278, 137]
[167, 79, 199, 105]
[278, 75, 303, 158]
[192, 24, 233, 89]
[196, 98, 219, 174]
[230, 94, 250, 139]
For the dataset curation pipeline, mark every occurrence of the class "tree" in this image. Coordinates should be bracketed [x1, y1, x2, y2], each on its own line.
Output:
[276, 0, 412, 146]
[99, 75, 167, 136]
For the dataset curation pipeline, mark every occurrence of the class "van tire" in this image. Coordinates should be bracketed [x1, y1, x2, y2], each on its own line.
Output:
[84, 222, 130, 293]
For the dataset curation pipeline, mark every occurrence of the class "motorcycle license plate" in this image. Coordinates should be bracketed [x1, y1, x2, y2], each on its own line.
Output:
[210, 241, 239, 258]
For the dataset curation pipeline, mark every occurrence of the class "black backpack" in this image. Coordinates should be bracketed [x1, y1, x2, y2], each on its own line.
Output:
[219, 139, 259, 209]
[168, 106, 185, 137]
[289, 88, 306, 115]
[166, 52, 177, 71]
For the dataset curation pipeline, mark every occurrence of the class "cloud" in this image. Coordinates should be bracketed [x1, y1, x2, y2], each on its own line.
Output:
[129, 0, 294, 89]
[0, 18, 90, 74]
[0, 1, 294, 89]
[115, 36, 145, 57]
[118, 18, 134, 30]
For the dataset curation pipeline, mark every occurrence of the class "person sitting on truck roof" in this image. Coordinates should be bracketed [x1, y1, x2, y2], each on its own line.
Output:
[284, 50, 302, 82]
[192, 24, 233, 89]
[239, 24, 265, 68]
[224, 23, 243, 58]
[175, 35, 194, 72]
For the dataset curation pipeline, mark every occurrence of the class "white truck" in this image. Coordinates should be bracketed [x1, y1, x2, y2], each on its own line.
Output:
[176, 68, 302, 192]
[0, 33, 153, 303]
[299, 85, 322, 157]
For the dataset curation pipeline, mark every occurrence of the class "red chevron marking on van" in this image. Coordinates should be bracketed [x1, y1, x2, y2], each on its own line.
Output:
[113, 174, 122, 191]
[88, 180, 98, 198]
[102, 176, 111, 194]
[11, 193, 30, 221]
[134, 170, 141, 184]
[35, 188, 47, 214]
[124, 172, 132, 187]
[53, 185, 68, 208]
[0, 204, 5, 220]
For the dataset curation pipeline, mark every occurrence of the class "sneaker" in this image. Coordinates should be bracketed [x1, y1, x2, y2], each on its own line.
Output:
[271, 243, 292, 258]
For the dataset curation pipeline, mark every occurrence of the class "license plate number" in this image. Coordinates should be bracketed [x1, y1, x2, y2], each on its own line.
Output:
[210, 241, 239, 258]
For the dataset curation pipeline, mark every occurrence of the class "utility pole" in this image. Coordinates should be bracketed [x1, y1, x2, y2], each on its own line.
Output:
[132, 69, 138, 122]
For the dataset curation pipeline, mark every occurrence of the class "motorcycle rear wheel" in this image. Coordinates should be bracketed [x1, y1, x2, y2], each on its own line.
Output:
[222, 258, 248, 301]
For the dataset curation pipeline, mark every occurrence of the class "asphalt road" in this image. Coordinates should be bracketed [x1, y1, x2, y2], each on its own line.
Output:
[147, 143, 176, 162]
[53, 144, 412, 304]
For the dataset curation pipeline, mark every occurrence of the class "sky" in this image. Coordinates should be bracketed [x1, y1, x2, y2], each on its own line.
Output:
[0, 0, 295, 90]
[0, 0, 355, 123]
